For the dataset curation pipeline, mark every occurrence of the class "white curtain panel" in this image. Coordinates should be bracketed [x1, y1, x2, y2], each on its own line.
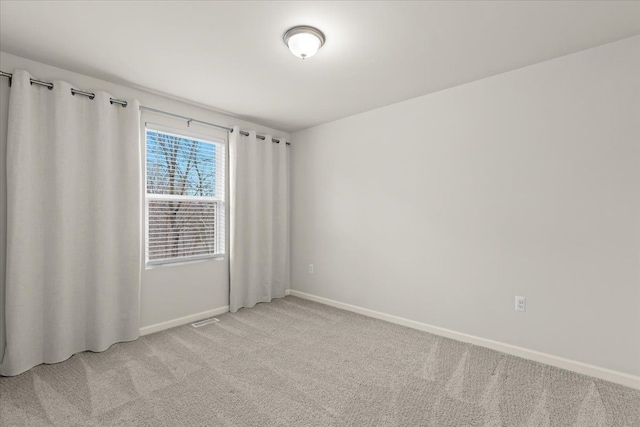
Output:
[1, 70, 141, 376]
[229, 127, 290, 312]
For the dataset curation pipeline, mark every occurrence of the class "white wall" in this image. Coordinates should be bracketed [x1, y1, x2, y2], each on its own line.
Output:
[291, 36, 640, 377]
[0, 52, 290, 360]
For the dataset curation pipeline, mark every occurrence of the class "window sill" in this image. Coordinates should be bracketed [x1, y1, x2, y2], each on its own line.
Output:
[145, 254, 225, 270]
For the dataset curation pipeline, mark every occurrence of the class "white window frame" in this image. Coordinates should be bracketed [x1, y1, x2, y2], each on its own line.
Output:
[144, 123, 226, 266]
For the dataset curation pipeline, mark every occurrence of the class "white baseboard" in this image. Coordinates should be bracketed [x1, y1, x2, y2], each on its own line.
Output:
[139, 306, 229, 336]
[289, 290, 640, 390]
[140, 291, 292, 336]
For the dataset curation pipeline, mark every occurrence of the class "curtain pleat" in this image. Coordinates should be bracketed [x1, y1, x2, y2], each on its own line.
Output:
[229, 127, 289, 312]
[1, 69, 141, 376]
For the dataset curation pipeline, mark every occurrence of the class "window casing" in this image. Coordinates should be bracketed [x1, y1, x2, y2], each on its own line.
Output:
[145, 124, 225, 266]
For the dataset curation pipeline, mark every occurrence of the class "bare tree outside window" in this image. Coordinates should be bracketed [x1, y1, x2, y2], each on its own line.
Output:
[145, 127, 225, 265]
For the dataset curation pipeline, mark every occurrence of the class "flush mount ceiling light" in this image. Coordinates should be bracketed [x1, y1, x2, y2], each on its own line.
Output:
[283, 26, 325, 59]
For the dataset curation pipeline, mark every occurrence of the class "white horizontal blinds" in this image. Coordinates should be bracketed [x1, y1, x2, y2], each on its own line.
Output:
[147, 200, 216, 259]
[145, 126, 225, 265]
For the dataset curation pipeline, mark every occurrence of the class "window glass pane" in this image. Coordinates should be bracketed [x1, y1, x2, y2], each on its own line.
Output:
[146, 130, 219, 197]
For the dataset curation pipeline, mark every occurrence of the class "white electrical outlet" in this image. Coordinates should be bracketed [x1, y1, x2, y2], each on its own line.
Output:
[515, 296, 526, 312]
[308, 264, 314, 274]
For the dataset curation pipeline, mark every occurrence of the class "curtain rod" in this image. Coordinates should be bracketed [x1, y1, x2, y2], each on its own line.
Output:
[1, 70, 290, 146]
[1, 70, 128, 106]
[140, 106, 290, 145]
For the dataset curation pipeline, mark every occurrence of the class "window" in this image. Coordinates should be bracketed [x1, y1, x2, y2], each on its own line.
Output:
[145, 124, 225, 265]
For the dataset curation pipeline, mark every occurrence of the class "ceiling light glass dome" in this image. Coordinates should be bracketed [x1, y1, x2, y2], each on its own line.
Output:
[284, 26, 325, 59]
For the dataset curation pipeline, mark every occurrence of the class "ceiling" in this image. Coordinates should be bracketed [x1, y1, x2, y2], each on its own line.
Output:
[1, 1, 639, 132]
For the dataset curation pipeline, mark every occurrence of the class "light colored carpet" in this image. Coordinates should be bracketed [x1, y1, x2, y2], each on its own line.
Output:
[1, 296, 639, 426]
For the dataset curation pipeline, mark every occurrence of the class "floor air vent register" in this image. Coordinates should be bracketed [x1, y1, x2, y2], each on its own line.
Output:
[191, 317, 220, 328]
